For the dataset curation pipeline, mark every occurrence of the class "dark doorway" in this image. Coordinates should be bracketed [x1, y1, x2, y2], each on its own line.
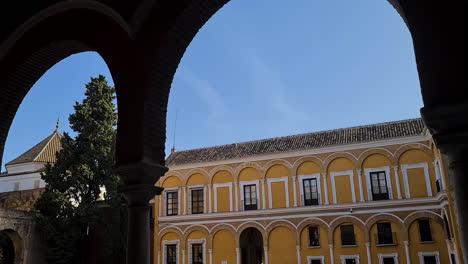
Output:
[0, 231, 15, 264]
[239, 228, 263, 264]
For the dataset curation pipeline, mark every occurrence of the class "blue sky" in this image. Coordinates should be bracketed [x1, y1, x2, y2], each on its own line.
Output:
[1, 0, 422, 170]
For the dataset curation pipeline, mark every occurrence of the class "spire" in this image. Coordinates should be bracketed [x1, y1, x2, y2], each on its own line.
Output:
[55, 117, 60, 131]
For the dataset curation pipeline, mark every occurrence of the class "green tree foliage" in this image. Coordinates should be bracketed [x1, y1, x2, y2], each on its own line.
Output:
[35, 75, 125, 264]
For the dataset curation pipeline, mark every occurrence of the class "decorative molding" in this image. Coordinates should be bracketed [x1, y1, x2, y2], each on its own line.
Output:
[322, 173, 329, 204]
[239, 180, 260, 211]
[187, 239, 206, 264]
[330, 170, 356, 204]
[340, 254, 360, 264]
[267, 177, 290, 208]
[378, 253, 398, 264]
[162, 240, 180, 264]
[187, 184, 206, 214]
[163, 187, 181, 216]
[307, 256, 325, 264]
[392, 166, 403, 199]
[401, 163, 432, 198]
[364, 166, 393, 201]
[356, 169, 364, 202]
[298, 174, 322, 205]
[418, 251, 440, 264]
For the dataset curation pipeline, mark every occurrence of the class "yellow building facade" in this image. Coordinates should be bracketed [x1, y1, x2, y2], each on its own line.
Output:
[153, 119, 463, 264]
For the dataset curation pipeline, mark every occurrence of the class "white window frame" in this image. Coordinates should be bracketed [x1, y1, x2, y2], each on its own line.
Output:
[401, 163, 432, 198]
[164, 187, 181, 216]
[213, 183, 233, 212]
[267, 177, 290, 208]
[418, 251, 440, 264]
[187, 184, 207, 214]
[162, 239, 180, 264]
[433, 159, 445, 191]
[341, 254, 360, 264]
[364, 166, 393, 201]
[330, 170, 356, 204]
[239, 180, 260, 211]
[299, 174, 322, 205]
[307, 255, 325, 264]
[378, 253, 398, 264]
[188, 239, 206, 264]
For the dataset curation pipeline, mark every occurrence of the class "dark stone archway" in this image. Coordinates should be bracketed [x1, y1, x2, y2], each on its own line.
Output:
[0, 231, 15, 264]
[239, 227, 263, 264]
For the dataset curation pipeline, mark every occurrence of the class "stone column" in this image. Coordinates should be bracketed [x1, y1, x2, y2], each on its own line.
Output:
[264, 247, 269, 264]
[365, 243, 371, 264]
[322, 173, 329, 204]
[296, 245, 301, 264]
[115, 162, 166, 264]
[404, 241, 411, 264]
[357, 169, 365, 202]
[234, 182, 239, 211]
[182, 186, 187, 215]
[392, 166, 403, 199]
[208, 184, 212, 213]
[261, 179, 267, 209]
[182, 249, 186, 264]
[292, 176, 298, 207]
[236, 248, 241, 264]
[329, 244, 335, 264]
[157, 250, 161, 264]
[209, 249, 213, 264]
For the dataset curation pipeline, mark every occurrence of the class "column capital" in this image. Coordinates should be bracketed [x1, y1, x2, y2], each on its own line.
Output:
[296, 245, 300, 250]
[261, 179, 266, 183]
[321, 172, 327, 178]
[292, 176, 297, 180]
[118, 184, 163, 206]
[356, 169, 362, 173]
[392, 165, 399, 170]
[328, 244, 334, 249]
[208, 249, 213, 253]
[235, 248, 240, 253]
[115, 160, 168, 186]
[181, 249, 185, 253]
[364, 242, 370, 247]
[404, 240, 410, 246]
[264, 247, 268, 251]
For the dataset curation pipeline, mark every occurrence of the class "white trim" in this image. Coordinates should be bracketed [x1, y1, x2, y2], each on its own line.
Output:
[392, 166, 403, 199]
[187, 239, 206, 264]
[168, 136, 429, 170]
[234, 182, 239, 211]
[401, 163, 432, 198]
[187, 185, 207, 214]
[418, 251, 440, 264]
[292, 176, 298, 207]
[364, 166, 393, 201]
[261, 179, 267, 209]
[182, 187, 187, 215]
[208, 184, 212, 213]
[378, 253, 398, 264]
[164, 187, 181, 216]
[213, 183, 233, 212]
[434, 159, 445, 191]
[322, 173, 329, 204]
[340, 254, 360, 264]
[162, 239, 180, 264]
[239, 180, 260, 211]
[330, 170, 356, 204]
[307, 256, 325, 264]
[298, 174, 322, 205]
[267, 177, 290, 208]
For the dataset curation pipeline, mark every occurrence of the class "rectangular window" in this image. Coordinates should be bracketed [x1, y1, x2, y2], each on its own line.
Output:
[344, 258, 357, 264]
[166, 244, 177, 264]
[191, 189, 204, 214]
[377, 222, 394, 245]
[308, 226, 320, 247]
[310, 259, 322, 264]
[382, 257, 395, 264]
[191, 243, 203, 264]
[418, 219, 433, 242]
[423, 256, 437, 264]
[370, 171, 389, 200]
[243, 184, 258, 210]
[166, 191, 178, 216]
[303, 178, 319, 205]
[340, 225, 356, 246]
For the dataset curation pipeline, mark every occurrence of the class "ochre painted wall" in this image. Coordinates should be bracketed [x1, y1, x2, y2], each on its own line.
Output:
[271, 181, 286, 208]
[328, 158, 356, 204]
[300, 225, 329, 263]
[368, 221, 405, 264]
[217, 186, 231, 212]
[212, 170, 233, 184]
[187, 173, 207, 185]
[333, 223, 367, 264]
[399, 149, 436, 198]
[266, 165, 290, 208]
[362, 154, 395, 201]
[408, 219, 449, 263]
[297, 161, 322, 204]
[238, 168, 261, 181]
[212, 230, 236, 264]
[268, 226, 296, 264]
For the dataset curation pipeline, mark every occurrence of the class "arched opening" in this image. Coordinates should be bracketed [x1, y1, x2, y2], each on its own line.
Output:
[239, 227, 263, 264]
[0, 229, 22, 264]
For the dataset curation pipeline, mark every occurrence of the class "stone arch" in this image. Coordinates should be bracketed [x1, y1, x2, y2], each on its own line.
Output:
[296, 217, 329, 244]
[158, 227, 184, 246]
[329, 216, 366, 243]
[0, 229, 23, 264]
[265, 220, 298, 246]
[236, 221, 267, 246]
[393, 143, 433, 164]
[357, 148, 395, 168]
[365, 213, 406, 241]
[160, 172, 184, 187]
[183, 225, 211, 248]
[292, 156, 324, 176]
[262, 159, 293, 179]
[323, 152, 358, 171]
[234, 162, 263, 182]
[209, 224, 237, 248]
[183, 168, 210, 185]
[209, 165, 235, 183]
[403, 210, 445, 240]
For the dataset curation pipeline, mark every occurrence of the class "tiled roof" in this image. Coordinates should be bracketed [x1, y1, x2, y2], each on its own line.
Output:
[5, 130, 62, 166]
[166, 118, 426, 166]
